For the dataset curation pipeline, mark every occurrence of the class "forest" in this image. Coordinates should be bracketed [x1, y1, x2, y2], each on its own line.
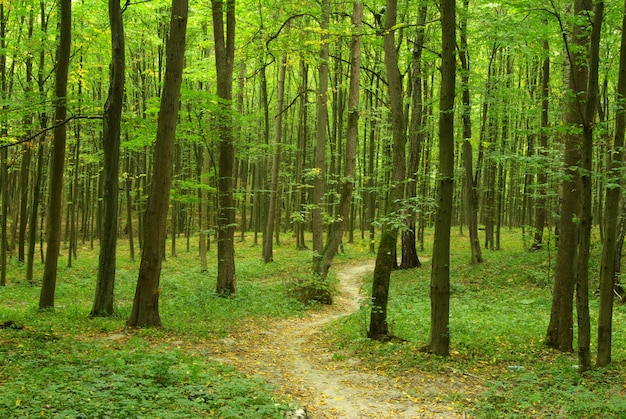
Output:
[1, 0, 626, 417]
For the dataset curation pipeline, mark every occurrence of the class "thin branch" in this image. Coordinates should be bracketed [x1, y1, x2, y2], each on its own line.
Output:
[0, 115, 103, 149]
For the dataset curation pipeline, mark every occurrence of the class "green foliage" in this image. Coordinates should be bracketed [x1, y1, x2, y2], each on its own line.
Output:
[287, 271, 337, 305]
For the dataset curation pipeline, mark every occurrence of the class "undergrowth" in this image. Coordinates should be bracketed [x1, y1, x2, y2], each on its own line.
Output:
[326, 228, 626, 418]
[0, 236, 326, 418]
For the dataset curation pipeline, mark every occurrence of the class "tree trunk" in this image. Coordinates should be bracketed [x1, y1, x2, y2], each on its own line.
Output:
[575, 0, 602, 373]
[399, 0, 427, 270]
[428, 0, 455, 356]
[459, 0, 482, 264]
[531, 37, 550, 250]
[127, 0, 188, 328]
[91, 0, 125, 317]
[39, 0, 71, 309]
[263, 55, 287, 263]
[312, 0, 330, 259]
[598, 0, 625, 368]
[213, 0, 237, 295]
[368, 0, 406, 341]
[546, 0, 589, 352]
[313, 0, 362, 283]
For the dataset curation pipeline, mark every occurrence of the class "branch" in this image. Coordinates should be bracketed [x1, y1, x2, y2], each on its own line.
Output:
[0, 115, 103, 149]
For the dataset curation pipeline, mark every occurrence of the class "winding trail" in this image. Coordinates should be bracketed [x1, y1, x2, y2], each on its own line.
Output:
[206, 263, 470, 418]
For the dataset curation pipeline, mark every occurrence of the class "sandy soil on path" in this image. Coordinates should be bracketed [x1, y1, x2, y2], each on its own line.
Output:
[205, 262, 471, 418]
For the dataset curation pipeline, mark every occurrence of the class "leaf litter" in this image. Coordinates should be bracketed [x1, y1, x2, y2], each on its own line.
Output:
[204, 262, 477, 418]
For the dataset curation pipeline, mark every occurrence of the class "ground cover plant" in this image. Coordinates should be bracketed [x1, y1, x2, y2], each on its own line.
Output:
[0, 238, 319, 418]
[326, 229, 626, 418]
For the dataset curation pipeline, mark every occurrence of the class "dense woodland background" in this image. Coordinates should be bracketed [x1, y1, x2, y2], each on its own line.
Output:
[1, 0, 626, 372]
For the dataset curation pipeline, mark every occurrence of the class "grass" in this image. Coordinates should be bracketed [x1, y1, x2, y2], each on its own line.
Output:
[0, 235, 344, 418]
[325, 228, 626, 418]
[2, 229, 625, 418]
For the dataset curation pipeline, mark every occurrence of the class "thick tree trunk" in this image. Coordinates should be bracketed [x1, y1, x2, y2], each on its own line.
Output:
[127, 0, 188, 328]
[213, 0, 237, 295]
[39, 0, 71, 309]
[91, 0, 125, 317]
[428, 0, 455, 356]
[546, 0, 589, 352]
[312, 0, 330, 259]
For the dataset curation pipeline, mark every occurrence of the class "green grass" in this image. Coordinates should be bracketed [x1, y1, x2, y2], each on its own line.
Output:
[0, 235, 347, 418]
[326, 228, 626, 418]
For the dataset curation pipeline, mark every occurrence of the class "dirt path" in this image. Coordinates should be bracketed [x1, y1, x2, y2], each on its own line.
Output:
[206, 263, 470, 418]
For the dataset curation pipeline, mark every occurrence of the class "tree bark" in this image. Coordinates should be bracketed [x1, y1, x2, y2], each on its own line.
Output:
[91, 0, 125, 317]
[312, 0, 330, 259]
[213, 0, 237, 295]
[263, 55, 287, 263]
[399, 0, 427, 270]
[368, 0, 407, 341]
[39, 0, 71, 309]
[428, 0, 455, 356]
[598, 0, 626, 368]
[127, 0, 188, 328]
[313, 0, 362, 283]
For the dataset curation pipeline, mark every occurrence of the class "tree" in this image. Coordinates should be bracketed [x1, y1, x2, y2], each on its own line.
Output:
[399, 0, 427, 270]
[127, 0, 189, 328]
[545, 0, 596, 354]
[428, 0, 456, 356]
[597, 0, 626, 368]
[212, 0, 237, 296]
[368, 0, 407, 341]
[313, 0, 362, 281]
[459, 0, 482, 264]
[91, 0, 126, 317]
[263, 55, 287, 263]
[39, 0, 72, 310]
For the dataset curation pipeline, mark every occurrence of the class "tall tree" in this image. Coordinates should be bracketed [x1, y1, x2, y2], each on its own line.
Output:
[91, 0, 126, 317]
[39, 0, 71, 309]
[399, 0, 427, 270]
[127, 0, 188, 328]
[459, 0, 482, 264]
[212, 0, 237, 295]
[597, 0, 626, 368]
[311, 0, 330, 260]
[368, 0, 407, 341]
[313, 0, 362, 281]
[428, 0, 456, 356]
[546, 0, 594, 353]
[263, 55, 287, 263]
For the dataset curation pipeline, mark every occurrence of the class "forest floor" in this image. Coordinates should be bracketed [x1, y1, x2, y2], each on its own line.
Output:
[204, 262, 476, 418]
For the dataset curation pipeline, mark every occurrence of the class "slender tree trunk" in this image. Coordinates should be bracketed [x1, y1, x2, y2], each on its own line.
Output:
[263, 55, 287, 263]
[369, 0, 407, 341]
[459, 0, 482, 264]
[213, 0, 237, 295]
[39, 0, 71, 309]
[428, 0, 456, 356]
[400, 0, 427, 270]
[91, 0, 125, 317]
[531, 37, 550, 250]
[127, 0, 188, 328]
[575, 0, 602, 373]
[313, 0, 362, 283]
[598, 0, 626, 368]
